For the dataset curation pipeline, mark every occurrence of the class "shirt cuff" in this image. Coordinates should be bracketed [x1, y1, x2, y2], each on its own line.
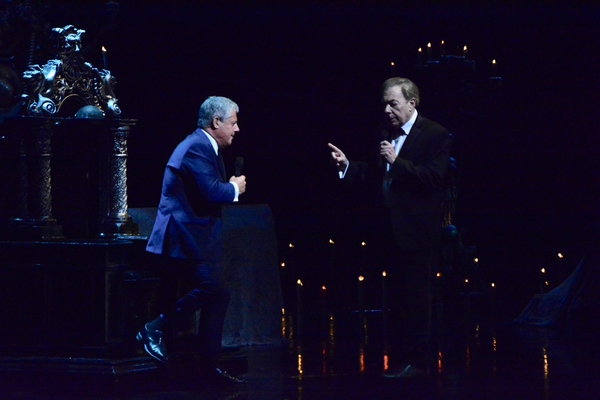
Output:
[231, 182, 239, 202]
[338, 162, 349, 179]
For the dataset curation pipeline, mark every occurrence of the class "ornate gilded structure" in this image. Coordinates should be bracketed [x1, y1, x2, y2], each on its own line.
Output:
[21, 25, 121, 118]
[8, 24, 137, 239]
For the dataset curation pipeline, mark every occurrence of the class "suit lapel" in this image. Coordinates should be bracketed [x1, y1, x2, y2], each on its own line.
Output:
[399, 115, 423, 158]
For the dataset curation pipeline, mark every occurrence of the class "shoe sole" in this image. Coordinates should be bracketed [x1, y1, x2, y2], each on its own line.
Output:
[136, 331, 168, 363]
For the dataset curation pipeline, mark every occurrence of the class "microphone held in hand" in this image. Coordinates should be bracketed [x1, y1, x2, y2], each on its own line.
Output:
[235, 157, 244, 177]
[379, 129, 389, 168]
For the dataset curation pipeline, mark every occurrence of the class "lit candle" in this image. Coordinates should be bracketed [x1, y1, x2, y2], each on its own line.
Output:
[557, 252, 564, 283]
[382, 271, 387, 336]
[490, 282, 497, 318]
[358, 275, 365, 321]
[296, 279, 303, 337]
[320, 285, 327, 322]
[427, 42, 432, 62]
[539, 268, 546, 294]
[463, 45, 468, 58]
[464, 278, 470, 318]
[418, 47, 423, 65]
[102, 46, 108, 70]
[492, 59, 498, 77]
[390, 61, 395, 77]
[436, 272, 443, 333]
[440, 40, 445, 56]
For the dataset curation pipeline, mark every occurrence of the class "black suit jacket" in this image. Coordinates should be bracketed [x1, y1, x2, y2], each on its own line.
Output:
[345, 114, 452, 251]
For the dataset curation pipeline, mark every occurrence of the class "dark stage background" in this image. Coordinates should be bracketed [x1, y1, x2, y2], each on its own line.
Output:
[2, 1, 600, 313]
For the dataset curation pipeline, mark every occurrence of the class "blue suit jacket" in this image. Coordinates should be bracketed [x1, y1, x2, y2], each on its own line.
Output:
[146, 128, 236, 261]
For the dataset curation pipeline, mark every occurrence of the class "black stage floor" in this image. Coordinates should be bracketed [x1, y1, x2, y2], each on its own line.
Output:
[2, 297, 599, 400]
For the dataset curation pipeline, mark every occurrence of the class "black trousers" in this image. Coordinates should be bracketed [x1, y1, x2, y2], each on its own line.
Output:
[155, 257, 231, 369]
[386, 248, 435, 367]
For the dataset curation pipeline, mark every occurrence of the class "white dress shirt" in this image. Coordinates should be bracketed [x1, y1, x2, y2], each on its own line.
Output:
[202, 129, 239, 202]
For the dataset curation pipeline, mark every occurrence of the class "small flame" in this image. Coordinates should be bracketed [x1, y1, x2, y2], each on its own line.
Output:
[358, 276, 365, 282]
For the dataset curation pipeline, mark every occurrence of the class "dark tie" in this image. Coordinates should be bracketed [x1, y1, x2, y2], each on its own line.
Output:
[217, 150, 226, 179]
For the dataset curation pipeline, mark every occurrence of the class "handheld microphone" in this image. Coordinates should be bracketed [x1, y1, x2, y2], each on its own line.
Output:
[235, 157, 244, 177]
[379, 130, 389, 168]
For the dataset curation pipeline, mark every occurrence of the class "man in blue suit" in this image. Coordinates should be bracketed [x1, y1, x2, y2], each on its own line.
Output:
[329, 77, 452, 378]
[138, 96, 247, 385]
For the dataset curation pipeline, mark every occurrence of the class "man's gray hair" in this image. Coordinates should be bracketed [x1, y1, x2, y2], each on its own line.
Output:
[197, 96, 239, 128]
[381, 77, 420, 107]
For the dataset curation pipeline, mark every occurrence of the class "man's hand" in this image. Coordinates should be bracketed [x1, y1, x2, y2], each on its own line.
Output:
[328, 143, 348, 171]
[230, 175, 246, 195]
[380, 140, 396, 165]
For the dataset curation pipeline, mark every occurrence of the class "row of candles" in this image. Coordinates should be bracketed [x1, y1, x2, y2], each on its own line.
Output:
[283, 242, 567, 319]
[386, 41, 501, 78]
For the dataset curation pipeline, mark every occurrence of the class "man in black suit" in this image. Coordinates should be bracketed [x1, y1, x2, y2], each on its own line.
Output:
[138, 96, 247, 385]
[328, 77, 452, 378]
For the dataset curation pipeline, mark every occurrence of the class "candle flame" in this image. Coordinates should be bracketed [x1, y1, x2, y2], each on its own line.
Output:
[492, 59, 497, 65]
[361, 242, 366, 246]
[382, 271, 387, 277]
[427, 42, 432, 48]
[558, 253, 564, 258]
[541, 268, 546, 274]
[441, 40, 445, 45]
[390, 62, 394, 66]
[297, 279, 303, 286]
[322, 285, 326, 290]
[102, 46, 107, 52]
[329, 239, 334, 244]
[280, 262, 285, 267]
[436, 272, 441, 278]
[465, 279, 469, 283]
[474, 258, 479, 263]
[491, 282, 495, 287]
[418, 47, 422, 52]
[282, 308, 285, 314]
[358, 276, 364, 282]
[289, 243, 294, 248]
[463, 45, 468, 51]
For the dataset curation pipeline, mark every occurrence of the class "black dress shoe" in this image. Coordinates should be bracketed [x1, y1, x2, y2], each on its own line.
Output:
[383, 364, 428, 379]
[136, 327, 169, 363]
[202, 368, 247, 386]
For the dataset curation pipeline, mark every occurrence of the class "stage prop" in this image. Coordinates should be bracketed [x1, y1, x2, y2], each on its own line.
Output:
[515, 247, 600, 328]
[128, 206, 284, 348]
[220, 204, 284, 346]
[4, 24, 138, 240]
